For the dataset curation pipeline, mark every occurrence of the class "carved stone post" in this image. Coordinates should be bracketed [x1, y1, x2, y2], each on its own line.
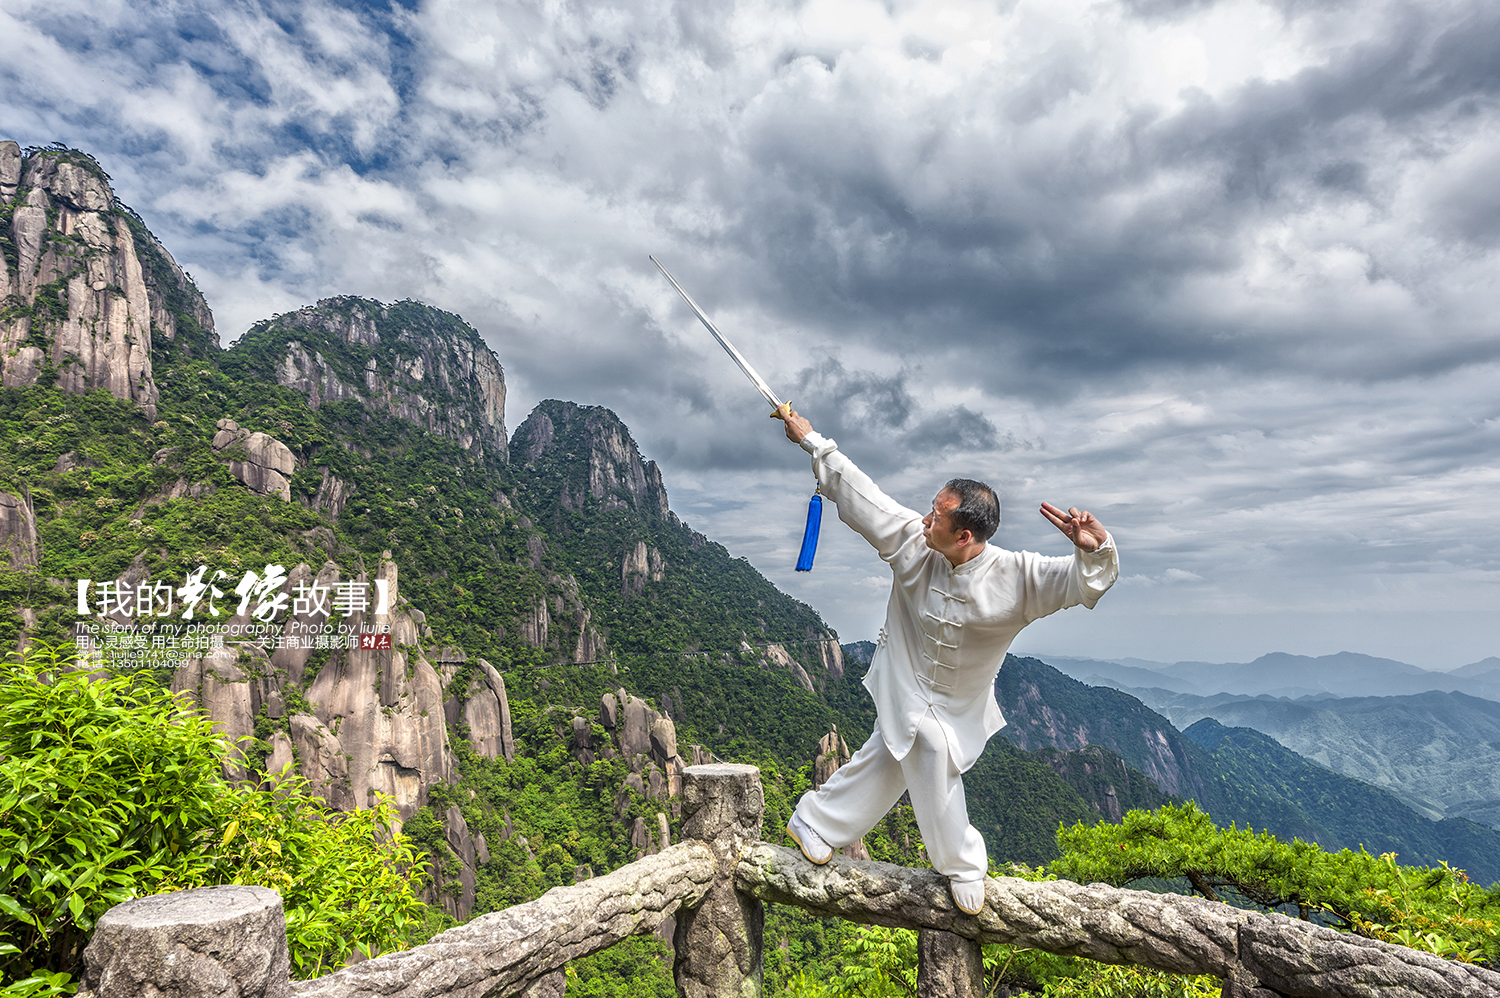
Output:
[81, 885, 290, 998]
[674, 764, 764, 998]
[917, 929, 983, 998]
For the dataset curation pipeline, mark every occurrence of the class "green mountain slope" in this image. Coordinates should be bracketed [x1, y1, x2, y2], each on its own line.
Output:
[997, 655, 1215, 802]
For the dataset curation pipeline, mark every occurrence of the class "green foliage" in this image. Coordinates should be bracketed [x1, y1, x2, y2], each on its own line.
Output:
[762, 928, 1221, 998]
[1040, 963, 1221, 998]
[828, 926, 918, 997]
[1049, 802, 1500, 965]
[0, 645, 431, 989]
[199, 777, 429, 976]
[0, 645, 229, 986]
[566, 935, 674, 998]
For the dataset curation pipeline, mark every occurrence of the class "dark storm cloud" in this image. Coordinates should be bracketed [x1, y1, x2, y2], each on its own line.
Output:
[704, 0, 1500, 397]
[774, 358, 1010, 476]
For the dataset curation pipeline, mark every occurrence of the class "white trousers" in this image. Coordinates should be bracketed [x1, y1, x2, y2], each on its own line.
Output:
[793, 710, 989, 883]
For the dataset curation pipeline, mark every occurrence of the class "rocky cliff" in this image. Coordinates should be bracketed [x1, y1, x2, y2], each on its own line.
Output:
[1032, 744, 1172, 822]
[166, 557, 455, 816]
[0, 142, 217, 416]
[997, 654, 1213, 802]
[512, 401, 668, 520]
[510, 400, 843, 700]
[233, 297, 507, 460]
[0, 487, 38, 567]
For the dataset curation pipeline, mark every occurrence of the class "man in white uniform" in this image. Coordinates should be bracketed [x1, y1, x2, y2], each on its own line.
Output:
[779, 408, 1119, 914]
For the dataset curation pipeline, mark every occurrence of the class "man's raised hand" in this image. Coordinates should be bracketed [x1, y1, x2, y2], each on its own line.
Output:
[1039, 502, 1108, 552]
[780, 406, 813, 444]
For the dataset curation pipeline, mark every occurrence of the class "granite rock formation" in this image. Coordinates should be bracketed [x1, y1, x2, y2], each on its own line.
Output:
[302, 559, 453, 819]
[601, 686, 701, 857]
[442, 654, 516, 763]
[0, 143, 217, 416]
[812, 725, 852, 790]
[511, 402, 670, 519]
[165, 557, 458, 820]
[809, 724, 870, 860]
[0, 488, 39, 567]
[256, 297, 507, 459]
[211, 419, 297, 501]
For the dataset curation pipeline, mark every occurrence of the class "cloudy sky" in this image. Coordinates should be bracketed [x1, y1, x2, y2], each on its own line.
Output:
[4, 0, 1499, 668]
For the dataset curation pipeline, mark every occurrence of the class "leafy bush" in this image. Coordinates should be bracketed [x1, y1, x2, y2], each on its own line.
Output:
[0, 645, 431, 992]
[202, 776, 430, 976]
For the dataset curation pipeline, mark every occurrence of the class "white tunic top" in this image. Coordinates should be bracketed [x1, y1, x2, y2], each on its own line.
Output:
[801, 431, 1119, 773]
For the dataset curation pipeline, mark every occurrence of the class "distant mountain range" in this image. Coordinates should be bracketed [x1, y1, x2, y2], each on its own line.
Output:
[997, 656, 1500, 884]
[1117, 686, 1500, 828]
[1045, 651, 1500, 701]
[1043, 651, 1500, 830]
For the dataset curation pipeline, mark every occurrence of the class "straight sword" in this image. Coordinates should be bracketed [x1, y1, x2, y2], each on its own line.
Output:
[650, 255, 790, 418]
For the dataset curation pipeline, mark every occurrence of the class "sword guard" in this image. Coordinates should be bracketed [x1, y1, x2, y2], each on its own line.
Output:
[770, 401, 793, 420]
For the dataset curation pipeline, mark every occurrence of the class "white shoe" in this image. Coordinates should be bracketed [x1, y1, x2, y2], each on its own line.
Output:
[787, 813, 833, 865]
[950, 878, 985, 915]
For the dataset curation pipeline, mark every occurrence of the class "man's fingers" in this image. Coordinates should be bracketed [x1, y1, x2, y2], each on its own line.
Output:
[1042, 502, 1107, 549]
[1038, 504, 1072, 532]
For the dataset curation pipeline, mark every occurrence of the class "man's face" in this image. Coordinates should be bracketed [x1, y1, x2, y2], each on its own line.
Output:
[922, 490, 966, 555]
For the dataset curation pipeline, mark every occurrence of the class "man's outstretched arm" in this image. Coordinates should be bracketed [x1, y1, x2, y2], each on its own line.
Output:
[777, 408, 923, 562]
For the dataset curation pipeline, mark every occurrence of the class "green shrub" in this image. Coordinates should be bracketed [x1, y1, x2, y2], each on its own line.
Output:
[1049, 802, 1500, 966]
[0, 644, 431, 992]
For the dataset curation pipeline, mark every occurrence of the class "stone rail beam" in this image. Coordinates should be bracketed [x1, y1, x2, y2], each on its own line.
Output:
[734, 842, 1500, 998]
[289, 841, 715, 998]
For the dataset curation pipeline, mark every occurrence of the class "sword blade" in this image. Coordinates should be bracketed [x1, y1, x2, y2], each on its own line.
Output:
[651, 255, 785, 412]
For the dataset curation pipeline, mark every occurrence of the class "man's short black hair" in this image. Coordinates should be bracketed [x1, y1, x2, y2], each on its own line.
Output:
[942, 478, 1000, 543]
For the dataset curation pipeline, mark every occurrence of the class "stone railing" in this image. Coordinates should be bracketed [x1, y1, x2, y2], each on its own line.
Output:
[79, 765, 1500, 998]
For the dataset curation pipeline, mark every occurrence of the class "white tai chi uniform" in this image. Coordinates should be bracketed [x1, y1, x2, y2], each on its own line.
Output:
[792, 431, 1119, 883]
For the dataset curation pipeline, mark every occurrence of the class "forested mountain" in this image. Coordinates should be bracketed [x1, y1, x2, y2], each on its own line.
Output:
[1183, 719, 1500, 884]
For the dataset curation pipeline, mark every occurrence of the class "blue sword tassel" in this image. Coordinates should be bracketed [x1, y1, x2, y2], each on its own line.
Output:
[795, 488, 823, 572]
